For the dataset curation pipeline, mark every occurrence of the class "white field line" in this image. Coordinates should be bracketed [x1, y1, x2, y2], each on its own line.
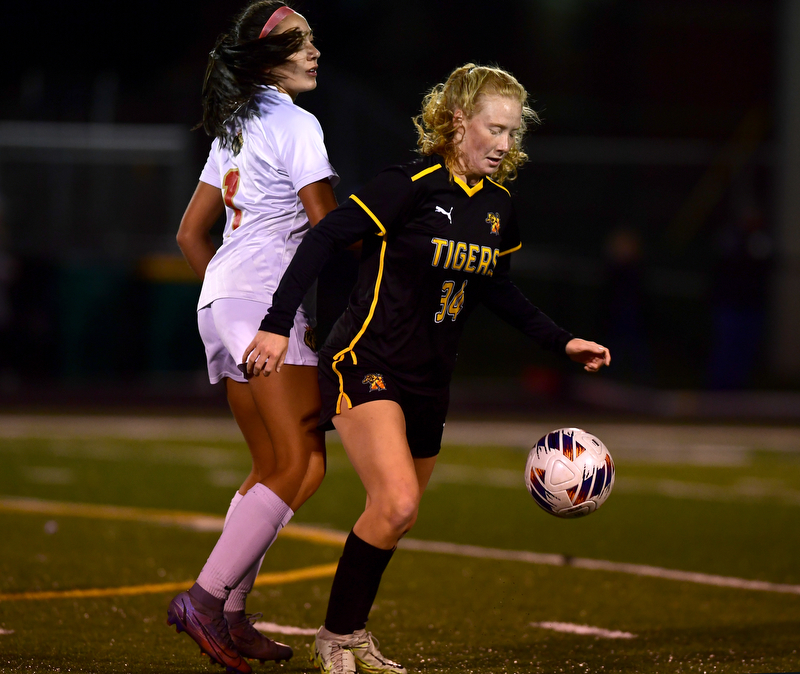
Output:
[252, 622, 317, 636]
[6, 431, 795, 505]
[7, 435, 798, 506]
[618, 476, 800, 506]
[3, 414, 800, 457]
[396, 538, 800, 596]
[7, 434, 791, 507]
[530, 621, 636, 639]
[0, 628, 14, 635]
[3, 495, 800, 596]
[444, 421, 800, 455]
[0, 415, 242, 441]
[432, 464, 800, 507]
[5, 414, 794, 505]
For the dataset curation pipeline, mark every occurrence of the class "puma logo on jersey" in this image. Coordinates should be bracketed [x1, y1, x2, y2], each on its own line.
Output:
[435, 206, 454, 224]
[486, 212, 501, 235]
[362, 373, 386, 392]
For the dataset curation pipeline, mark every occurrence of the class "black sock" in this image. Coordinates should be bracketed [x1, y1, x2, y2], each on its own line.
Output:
[324, 530, 395, 635]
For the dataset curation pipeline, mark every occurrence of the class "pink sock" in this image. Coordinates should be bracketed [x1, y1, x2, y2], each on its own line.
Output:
[224, 503, 293, 613]
[197, 483, 293, 600]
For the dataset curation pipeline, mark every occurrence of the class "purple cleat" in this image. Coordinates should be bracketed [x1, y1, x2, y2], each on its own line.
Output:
[167, 591, 252, 674]
[227, 612, 294, 663]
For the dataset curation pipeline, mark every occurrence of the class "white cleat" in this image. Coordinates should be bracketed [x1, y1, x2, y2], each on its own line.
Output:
[312, 626, 357, 674]
[312, 627, 406, 674]
[349, 629, 407, 674]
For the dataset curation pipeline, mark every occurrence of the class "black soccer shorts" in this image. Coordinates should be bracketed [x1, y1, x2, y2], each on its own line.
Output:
[317, 352, 449, 458]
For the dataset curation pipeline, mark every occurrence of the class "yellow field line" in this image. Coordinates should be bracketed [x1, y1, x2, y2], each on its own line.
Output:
[282, 524, 347, 546]
[2, 497, 799, 599]
[0, 563, 339, 603]
[0, 496, 347, 546]
[0, 497, 345, 602]
[0, 497, 224, 529]
[252, 563, 339, 587]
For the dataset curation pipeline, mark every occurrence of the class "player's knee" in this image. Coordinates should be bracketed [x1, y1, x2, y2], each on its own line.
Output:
[381, 490, 420, 535]
[399, 509, 419, 537]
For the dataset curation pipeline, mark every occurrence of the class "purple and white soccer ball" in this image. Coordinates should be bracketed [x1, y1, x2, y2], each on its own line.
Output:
[525, 428, 615, 518]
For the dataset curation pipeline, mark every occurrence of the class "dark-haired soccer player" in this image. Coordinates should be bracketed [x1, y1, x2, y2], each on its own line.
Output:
[168, 2, 339, 672]
[248, 63, 611, 674]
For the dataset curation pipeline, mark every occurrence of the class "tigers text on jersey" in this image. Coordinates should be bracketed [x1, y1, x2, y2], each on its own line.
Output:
[262, 154, 573, 394]
[197, 86, 339, 311]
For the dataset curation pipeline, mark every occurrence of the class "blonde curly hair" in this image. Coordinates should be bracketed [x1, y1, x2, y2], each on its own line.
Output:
[413, 63, 539, 184]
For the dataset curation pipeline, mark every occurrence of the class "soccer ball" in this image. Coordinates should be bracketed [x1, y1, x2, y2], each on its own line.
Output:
[525, 428, 615, 518]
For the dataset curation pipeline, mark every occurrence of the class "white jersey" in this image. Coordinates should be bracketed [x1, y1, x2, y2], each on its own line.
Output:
[197, 86, 339, 313]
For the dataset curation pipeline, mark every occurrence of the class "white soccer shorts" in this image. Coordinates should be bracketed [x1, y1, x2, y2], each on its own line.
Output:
[198, 298, 318, 384]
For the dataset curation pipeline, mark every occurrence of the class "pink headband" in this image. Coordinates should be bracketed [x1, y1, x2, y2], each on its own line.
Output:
[259, 6, 296, 39]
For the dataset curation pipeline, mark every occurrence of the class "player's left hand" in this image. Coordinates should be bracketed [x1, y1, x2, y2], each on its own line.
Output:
[565, 338, 611, 373]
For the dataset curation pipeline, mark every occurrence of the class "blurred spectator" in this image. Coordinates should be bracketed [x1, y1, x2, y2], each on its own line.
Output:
[707, 203, 772, 389]
[602, 225, 653, 384]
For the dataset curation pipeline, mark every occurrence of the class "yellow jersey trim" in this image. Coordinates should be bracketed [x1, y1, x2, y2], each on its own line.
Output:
[334, 193, 391, 413]
[487, 177, 510, 196]
[453, 175, 484, 197]
[411, 164, 442, 181]
[497, 243, 522, 257]
[349, 195, 386, 235]
[330, 236, 389, 412]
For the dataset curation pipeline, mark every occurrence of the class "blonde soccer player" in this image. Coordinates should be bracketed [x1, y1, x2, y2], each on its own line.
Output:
[248, 63, 610, 673]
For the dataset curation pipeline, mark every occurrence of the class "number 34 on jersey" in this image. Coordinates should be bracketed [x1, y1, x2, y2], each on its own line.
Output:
[430, 236, 501, 324]
[435, 280, 468, 323]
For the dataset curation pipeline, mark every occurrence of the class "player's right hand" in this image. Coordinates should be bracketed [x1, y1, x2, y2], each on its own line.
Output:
[565, 338, 611, 373]
[242, 331, 289, 377]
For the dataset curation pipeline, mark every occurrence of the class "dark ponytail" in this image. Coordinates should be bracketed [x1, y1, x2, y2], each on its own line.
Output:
[198, 0, 305, 147]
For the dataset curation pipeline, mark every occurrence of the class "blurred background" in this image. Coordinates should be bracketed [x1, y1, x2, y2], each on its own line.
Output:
[1, 0, 798, 420]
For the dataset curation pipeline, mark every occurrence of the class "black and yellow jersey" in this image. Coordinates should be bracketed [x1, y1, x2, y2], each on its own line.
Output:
[262, 154, 573, 393]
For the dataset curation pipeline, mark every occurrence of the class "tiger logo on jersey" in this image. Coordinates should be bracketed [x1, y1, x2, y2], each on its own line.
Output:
[231, 131, 244, 157]
[304, 325, 318, 352]
[487, 212, 501, 235]
[362, 373, 386, 392]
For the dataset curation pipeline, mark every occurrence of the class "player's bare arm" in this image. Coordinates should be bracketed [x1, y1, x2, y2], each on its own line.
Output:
[565, 338, 611, 372]
[243, 331, 289, 377]
[298, 178, 338, 226]
[176, 181, 225, 279]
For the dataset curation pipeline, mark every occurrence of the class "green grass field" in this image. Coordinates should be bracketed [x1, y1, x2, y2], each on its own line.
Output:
[1, 415, 799, 673]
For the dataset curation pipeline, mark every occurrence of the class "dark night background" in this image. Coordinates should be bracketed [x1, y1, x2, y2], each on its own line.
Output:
[1, 0, 798, 418]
